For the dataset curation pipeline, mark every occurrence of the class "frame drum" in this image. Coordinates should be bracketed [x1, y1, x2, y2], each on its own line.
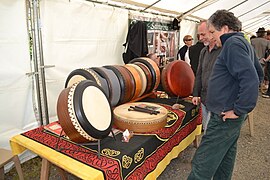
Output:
[161, 60, 195, 97]
[125, 64, 147, 97]
[65, 68, 110, 99]
[113, 102, 168, 133]
[57, 80, 113, 143]
[129, 57, 161, 91]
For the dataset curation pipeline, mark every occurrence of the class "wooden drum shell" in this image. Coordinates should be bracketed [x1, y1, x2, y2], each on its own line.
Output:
[113, 102, 168, 133]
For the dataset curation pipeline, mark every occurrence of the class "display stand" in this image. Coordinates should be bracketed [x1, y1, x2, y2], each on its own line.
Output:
[52, 129, 116, 159]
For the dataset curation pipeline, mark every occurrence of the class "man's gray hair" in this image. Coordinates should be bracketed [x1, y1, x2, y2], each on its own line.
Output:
[208, 10, 242, 32]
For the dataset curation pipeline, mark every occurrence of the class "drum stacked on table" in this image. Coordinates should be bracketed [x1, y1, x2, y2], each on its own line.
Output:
[161, 60, 195, 97]
[57, 57, 161, 142]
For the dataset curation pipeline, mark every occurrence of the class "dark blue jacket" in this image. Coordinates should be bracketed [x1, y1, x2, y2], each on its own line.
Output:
[206, 32, 263, 116]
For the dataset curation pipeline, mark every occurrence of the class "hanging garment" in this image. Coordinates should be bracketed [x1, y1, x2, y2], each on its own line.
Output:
[123, 21, 148, 64]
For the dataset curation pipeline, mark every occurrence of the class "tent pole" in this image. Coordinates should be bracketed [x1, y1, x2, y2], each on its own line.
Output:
[29, 0, 50, 125]
[36, 0, 50, 125]
[27, 0, 44, 126]
[176, 0, 219, 20]
[140, 0, 161, 12]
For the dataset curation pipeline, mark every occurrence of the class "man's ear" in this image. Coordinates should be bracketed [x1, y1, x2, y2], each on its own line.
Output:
[221, 25, 230, 33]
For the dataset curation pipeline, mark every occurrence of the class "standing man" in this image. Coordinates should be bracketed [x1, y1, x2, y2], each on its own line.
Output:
[192, 20, 221, 133]
[188, 10, 263, 180]
[189, 34, 205, 75]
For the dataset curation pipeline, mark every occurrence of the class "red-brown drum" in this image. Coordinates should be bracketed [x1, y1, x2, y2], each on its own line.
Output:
[161, 60, 195, 97]
[57, 80, 113, 143]
[113, 102, 168, 133]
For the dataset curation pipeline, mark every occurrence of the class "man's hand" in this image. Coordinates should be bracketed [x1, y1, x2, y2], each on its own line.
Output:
[220, 110, 239, 121]
[192, 97, 200, 105]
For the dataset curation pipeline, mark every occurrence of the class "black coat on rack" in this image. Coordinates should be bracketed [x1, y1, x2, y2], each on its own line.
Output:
[122, 21, 148, 64]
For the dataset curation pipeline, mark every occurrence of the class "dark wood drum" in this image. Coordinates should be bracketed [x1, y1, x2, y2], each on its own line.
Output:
[113, 102, 168, 133]
[161, 60, 195, 97]
[57, 80, 113, 143]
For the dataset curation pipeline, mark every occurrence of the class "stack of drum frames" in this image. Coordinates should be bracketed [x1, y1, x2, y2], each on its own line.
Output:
[90, 67, 120, 107]
[65, 68, 110, 99]
[161, 60, 195, 97]
[57, 80, 113, 143]
[124, 64, 142, 100]
[129, 57, 160, 95]
[125, 64, 147, 97]
[104, 65, 135, 104]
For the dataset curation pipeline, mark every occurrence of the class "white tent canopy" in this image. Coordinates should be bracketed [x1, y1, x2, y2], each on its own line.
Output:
[109, 0, 270, 35]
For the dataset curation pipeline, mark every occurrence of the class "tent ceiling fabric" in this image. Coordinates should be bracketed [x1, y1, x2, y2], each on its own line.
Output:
[109, 0, 270, 35]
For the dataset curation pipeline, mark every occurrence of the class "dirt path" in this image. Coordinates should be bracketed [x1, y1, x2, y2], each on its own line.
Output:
[158, 95, 270, 180]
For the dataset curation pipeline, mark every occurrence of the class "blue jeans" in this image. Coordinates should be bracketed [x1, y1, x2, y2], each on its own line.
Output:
[188, 112, 247, 180]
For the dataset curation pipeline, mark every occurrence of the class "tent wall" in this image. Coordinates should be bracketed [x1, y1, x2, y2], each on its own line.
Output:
[0, 0, 37, 149]
[40, 0, 129, 121]
[179, 19, 197, 48]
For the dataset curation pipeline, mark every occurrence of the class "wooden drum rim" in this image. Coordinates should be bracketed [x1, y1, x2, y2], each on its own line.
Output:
[129, 57, 160, 91]
[124, 64, 142, 100]
[137, 57, 161, 90]
[113, 65, 135, 104]
[57, 86, 90, 143]
[125, 64, 147, 97]
[65, 68, 102, 88]
[134, 62, 152, 95]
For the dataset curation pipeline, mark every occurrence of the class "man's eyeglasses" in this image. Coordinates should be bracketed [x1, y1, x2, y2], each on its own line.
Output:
[185, 39, 193, 41]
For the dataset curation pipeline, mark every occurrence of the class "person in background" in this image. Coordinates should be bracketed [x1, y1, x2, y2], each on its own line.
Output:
[177, 35, 193, 65]
[188, 10, 263, 180]
[147, 53, 160, 66]
[189, 33, 205, 75]
[192, 20, 221, 133]
[266, 30, 270, 40]
[251, 27, 270, 96]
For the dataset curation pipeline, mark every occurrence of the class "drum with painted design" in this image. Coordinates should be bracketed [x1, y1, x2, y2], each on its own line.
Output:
[57, 80, 113, 143]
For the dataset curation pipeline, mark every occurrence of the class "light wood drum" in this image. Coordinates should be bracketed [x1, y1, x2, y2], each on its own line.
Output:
[113, 102, 168, 133]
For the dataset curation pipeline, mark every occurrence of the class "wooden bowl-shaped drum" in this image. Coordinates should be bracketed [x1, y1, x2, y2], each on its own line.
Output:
[161, 60, 195, 97]
[57, 80, 113, 143]
[113, 102, 168, 133]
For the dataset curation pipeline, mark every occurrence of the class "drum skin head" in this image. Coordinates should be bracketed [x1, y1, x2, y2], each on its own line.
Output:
[161, 60, 195, 97]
